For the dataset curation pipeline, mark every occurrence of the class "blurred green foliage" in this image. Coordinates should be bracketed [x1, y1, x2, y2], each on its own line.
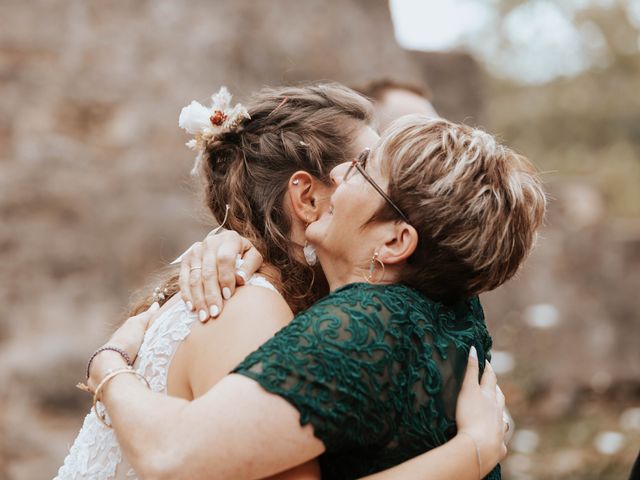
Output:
[484, 1, 640, 217]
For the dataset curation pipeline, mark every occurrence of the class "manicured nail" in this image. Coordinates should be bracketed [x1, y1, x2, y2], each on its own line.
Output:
[222, 287, 231, 300]
[199, 310, 208, 322]
[210, 305, 220, 318]
[469, 346, 477, 359]
[236, 270, 247, 282]
[186, 301, 193, 311]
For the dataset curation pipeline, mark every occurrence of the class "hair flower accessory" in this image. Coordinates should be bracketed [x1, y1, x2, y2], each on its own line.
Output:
[178, 87, 250, 175]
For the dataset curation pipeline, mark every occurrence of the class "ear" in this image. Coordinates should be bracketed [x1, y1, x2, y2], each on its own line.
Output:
[377, 222, 418, 265]
[287, 170, 328, 223]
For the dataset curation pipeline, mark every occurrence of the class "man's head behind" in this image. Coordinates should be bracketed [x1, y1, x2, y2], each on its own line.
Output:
[354, 79, 439, 132]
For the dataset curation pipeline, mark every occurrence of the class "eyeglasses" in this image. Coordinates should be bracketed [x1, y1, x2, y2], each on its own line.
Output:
[343, 148, 411, 224]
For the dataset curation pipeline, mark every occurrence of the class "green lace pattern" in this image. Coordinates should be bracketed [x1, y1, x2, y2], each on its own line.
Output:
[233, 282, 501, 480]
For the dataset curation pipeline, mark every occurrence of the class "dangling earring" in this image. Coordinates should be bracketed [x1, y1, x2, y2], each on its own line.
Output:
[364, 252, 385, 284]
[303, 216, 317, 266]
[303, 242, 317, 266]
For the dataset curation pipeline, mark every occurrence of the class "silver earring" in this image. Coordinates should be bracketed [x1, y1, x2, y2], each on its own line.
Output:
[292, 179, 300, 185]
[303, 242, 317, 266]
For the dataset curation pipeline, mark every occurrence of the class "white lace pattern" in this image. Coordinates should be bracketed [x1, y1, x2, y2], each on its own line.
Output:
[54, 275, 276, 480]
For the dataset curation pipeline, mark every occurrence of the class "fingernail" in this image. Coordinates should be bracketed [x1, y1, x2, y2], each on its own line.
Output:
[186, 301, 193, 311]
[199, 310, 208, 322]
[210, 305, 220, 318]
[150, 302, 160, 312]
[236, 270, 247, 282]
[469, 346, 477, 359]
[222, 287, 231, 300]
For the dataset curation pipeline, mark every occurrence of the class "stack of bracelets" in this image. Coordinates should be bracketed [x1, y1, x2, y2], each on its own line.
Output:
[76, 346, 150, 428]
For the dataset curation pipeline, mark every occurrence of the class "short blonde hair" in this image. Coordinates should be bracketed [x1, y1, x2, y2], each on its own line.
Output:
[373, 115, 546, 302]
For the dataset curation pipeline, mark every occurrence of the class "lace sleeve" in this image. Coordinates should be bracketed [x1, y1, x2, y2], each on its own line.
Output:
[232, 283, 501, 479]
[232, 285, 400, 452]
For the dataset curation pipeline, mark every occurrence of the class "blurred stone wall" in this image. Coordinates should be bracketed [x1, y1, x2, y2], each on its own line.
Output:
[0, 0, 638, 479]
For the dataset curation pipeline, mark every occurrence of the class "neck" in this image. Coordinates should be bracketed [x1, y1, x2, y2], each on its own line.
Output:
[255, 262, 283, 291]
[317, 252, 397, 292]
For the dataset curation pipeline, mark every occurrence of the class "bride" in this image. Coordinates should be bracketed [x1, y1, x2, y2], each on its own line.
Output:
[55, 83, 534, 479]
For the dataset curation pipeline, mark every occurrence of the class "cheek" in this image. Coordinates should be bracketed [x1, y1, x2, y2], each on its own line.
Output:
[335, 186, 370, 221]
[305, 191, 347, 245]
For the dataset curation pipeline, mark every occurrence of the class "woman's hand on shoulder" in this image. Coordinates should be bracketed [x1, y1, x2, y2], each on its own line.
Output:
[177, 230, 263, 322]
[185, 284, 293, 397]
[455, 347, 508, 477]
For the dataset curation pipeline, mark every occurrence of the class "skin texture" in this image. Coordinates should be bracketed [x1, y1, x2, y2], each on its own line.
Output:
[374, 88, 439, 132]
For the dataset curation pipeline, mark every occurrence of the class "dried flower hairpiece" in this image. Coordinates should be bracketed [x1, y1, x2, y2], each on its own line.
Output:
[178, 87, 250, 175]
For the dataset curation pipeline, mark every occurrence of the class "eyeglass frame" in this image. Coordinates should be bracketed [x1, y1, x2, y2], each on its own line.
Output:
[343, 148, 411, 224]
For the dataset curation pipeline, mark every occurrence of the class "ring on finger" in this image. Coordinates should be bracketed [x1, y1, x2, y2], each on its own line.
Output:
[190, 266, 202, 273]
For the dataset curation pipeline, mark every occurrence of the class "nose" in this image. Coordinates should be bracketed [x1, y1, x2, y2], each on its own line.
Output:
[330, 162, 351, 186]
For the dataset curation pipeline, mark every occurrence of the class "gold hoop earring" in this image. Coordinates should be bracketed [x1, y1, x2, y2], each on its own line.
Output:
[364, 252, 385, 284]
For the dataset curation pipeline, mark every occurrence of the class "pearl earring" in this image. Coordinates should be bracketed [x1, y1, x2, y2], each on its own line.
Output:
[292, 179, 300, 185]
[303, 216, 317, 266]
[303, 242, 317, 266]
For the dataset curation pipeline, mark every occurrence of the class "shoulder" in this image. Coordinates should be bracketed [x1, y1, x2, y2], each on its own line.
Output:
[222, 282, 293, 326]
[197, 282, 291, 331]
[183, 283, 294, 397]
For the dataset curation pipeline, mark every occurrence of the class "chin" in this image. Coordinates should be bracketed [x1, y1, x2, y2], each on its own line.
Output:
[306, 216, 330, 247]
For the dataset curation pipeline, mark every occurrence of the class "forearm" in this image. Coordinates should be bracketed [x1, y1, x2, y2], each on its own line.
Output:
[92, 354, 322, 479]
[359, 434, 485, 480]
[95, 356, 192, 479]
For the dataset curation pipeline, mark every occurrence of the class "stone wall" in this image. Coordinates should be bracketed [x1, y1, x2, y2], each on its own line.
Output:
[1, 0, 637, 478]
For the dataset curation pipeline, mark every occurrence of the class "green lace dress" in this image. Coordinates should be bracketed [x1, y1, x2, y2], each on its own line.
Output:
[233, 282, 501, 480]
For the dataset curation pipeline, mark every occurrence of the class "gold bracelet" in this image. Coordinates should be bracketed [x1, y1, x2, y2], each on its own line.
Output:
[92, 366, 150, 428]
[458, 431, 483, 480]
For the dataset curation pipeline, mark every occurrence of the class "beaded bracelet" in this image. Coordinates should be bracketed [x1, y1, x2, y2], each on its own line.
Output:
[92, 366, 150, 428]
[86, 346, 132, 379]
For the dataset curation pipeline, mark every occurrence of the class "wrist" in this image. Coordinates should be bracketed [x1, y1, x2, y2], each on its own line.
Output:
[88, 350, 129, 390]
[456, 430, 485, 479]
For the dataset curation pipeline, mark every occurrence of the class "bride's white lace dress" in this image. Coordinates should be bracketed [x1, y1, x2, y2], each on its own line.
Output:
[54, 275, 276, 480]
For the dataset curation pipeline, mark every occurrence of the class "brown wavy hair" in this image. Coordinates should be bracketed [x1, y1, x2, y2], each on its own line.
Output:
[131, 83, 373, 315]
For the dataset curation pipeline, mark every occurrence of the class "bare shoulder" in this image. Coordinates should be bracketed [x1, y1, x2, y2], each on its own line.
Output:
[221, 282, 293, 327]
[181, 284, 294, 397]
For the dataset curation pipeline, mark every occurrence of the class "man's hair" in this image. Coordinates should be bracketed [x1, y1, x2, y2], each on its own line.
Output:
[374, 115, 546, 303]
